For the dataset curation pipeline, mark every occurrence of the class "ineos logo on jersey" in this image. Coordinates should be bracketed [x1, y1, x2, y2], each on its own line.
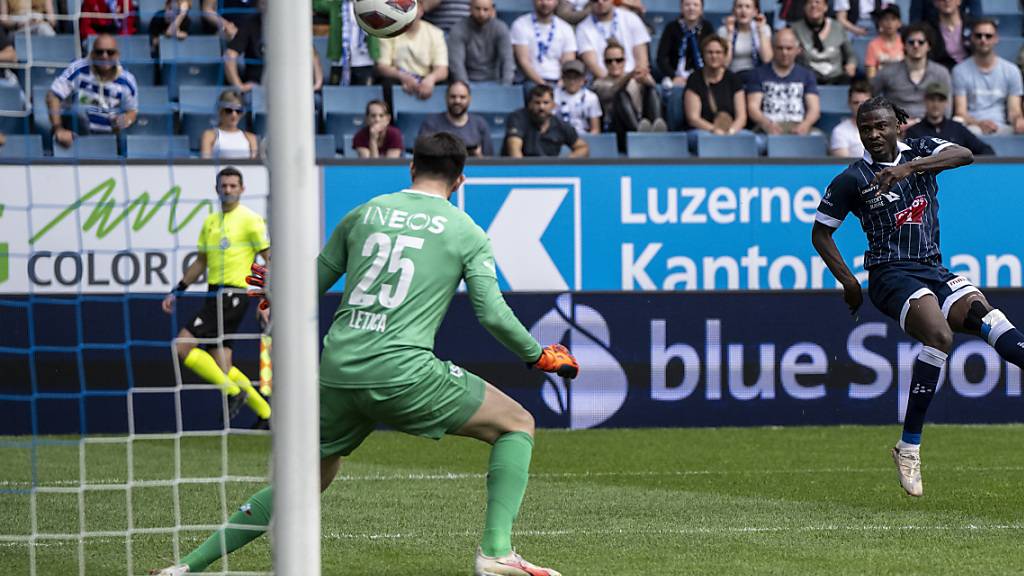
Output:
[362, 205, 447, 234]
[529, 294, 627, 429]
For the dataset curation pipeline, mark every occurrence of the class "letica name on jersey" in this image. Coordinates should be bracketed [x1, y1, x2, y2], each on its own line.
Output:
[363, 205, 448, 234]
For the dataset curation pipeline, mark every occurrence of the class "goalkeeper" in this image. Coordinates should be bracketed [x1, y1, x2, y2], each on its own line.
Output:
[156, 133, 577, 576]
[161, 166, 272, 422]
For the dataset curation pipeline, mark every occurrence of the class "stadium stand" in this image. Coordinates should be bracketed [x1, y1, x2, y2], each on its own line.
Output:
[627, 132, 691, 158]
[0, 133, 43, 159]
[468, 82, 524, 133]
[695, 132, 759, 157]
[981, 135, 1024, 156]
[134, 85, 176, 136]
[51, 134, 119, 159]
[159, 36, 224, 99]
[766, 134, 829, 158]
[0, 84, 28, 134]
[323, 85, 384, 152]
[316, 133, 337, 159]
[573, 132, 619, 158]
[179, 85, 228, 150]
[125, 134, 192, 159]
[15, 34, 78, 89]
[392, 90, 448, 147]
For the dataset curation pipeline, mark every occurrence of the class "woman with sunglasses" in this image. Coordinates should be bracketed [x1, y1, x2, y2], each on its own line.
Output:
[200, 90, 259, 159]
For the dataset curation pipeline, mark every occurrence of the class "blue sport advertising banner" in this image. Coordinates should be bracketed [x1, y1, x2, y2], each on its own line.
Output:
[324, 163, 1024, 291]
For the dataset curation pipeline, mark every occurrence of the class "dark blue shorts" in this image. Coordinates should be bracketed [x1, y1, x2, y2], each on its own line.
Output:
[868, 261, 978, 331]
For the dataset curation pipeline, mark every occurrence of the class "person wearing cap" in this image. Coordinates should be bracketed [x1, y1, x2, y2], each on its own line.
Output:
[417, 80, 494, 156]
[872, 23, 951, 124]
[554, 59, 603, 134]
[952, 18, 1024, 135]
[906, 81, 994, 155]
[864, 5, 904, 79]
[200, 89, 259, 159]
[576, 0, 652, 81]
[504, 83, 589, 157]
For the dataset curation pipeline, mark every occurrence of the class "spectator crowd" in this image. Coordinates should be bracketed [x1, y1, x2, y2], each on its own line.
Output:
[1, 0, 1023, 158]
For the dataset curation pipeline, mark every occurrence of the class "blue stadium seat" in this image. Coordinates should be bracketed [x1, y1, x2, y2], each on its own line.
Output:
[852, 36, 872, 72]
[492, 133, 505, 156]
[32, 85, 77, 150]
[983, 0, 1024, 31]
[646, 0, 680, 37]
[497, 0, 533, 27]
[178, 85, 225, 150]
[469, 83, 523, 133]
[316, 134, 337, 159]
[343, 133, 355, 156]
[250, 85, 318, 136]
[323, 85, 384, 148]
[392, 91, 447, 146]
[15, 34, 78, 64]
[159, 36, 224, 98]
[0, 133, 44, 159]
[980, 136, 1024, 157]
[133, 85, 176, 136]
[817, 85, 849, 114]
[0, 85, 30, 134]
[995, 36, 1024, 63]
[578, 132, 619, 158]
[52, 134, 120, 159]
[766, 134, 828, 158]
[695, 132, 758, 157]
[626, 132, 690, 158]
[125, 135, 192, 159]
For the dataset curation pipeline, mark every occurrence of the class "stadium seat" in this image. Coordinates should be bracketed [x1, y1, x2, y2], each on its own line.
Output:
[343, 133, 355, 156]
[392, 91, 447, 147]
[983, 0, 1024, 34]
[578, 132, 619, 158]
[852, 36, 872, 72]
[703, 0, 731, 29]
[250, 85, 319, 136]
[52, 135, 120, 159]
[323, 85, 384, 149]
[817, 85, 849, 135]
[32, 85, 77, 151]
[626, 132, 690, 158]
[159, 36, 224, 99]
[0, 85, 30, 134]
[497, 0, 533, 27]
[491, 133, 505, 156]
[646, 0, 681, 38]
[133, 85, 176, 136]
[15, 34, 78, 64]
[316, 134, 337, 160]
[695, 132, 758, 157]
[765, 134, 829, 158]
[125, 135, 192, 159]
[469, 83, 523, 133]
[0, 133, 44, 159]
[995, 36, 1024, 63]
[178, 85, 226, 150]
[980, 136, 1024, 157]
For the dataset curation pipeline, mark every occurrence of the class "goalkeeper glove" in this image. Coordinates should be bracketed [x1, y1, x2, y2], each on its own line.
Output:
[246, 262, 270, 311]
[531, 344, 579, 379]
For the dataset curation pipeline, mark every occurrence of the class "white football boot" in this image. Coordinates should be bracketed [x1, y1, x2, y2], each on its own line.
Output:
[150, 565, 189, 576]
[891, 446, 923, 497]
[475, 548, 562, 576]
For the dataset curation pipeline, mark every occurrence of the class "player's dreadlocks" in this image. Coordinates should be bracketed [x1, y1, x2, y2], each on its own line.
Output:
[856, 96, 910, 126]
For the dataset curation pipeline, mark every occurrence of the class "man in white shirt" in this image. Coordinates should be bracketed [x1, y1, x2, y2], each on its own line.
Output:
[510, 0, 577, 85]
[575, 0, 651, 79]
[553, 59, 602, 133]
[829, 79, 870, 157]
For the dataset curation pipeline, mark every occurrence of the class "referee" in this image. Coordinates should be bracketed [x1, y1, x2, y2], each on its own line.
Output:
[162, 167, 272, 421]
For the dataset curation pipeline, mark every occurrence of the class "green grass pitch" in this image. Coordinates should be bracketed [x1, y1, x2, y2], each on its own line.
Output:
[3, 425, 1024, 575]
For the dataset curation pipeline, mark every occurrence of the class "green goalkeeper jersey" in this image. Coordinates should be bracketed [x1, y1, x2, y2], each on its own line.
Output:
[317, 188, 542, 388]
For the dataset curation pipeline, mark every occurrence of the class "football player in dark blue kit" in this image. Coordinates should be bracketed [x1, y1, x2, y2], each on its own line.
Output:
[812, 96, 1024, 497]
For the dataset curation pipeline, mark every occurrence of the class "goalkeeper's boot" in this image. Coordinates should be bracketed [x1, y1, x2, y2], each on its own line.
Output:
[891, 446, 923, 497]
[475, 548, 562, 576]
[150, 565, 189, 576]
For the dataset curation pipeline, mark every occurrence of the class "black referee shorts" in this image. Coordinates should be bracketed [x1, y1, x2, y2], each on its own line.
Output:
[187, 286, 251, 349]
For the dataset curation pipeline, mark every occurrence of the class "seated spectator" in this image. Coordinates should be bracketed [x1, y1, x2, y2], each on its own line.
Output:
[717, 0, 772, 84]
[505, 84, 588, 157]
[510, 0, 577, 86]
[224, 6, 263, 92]
[576, 0, 651, 79]
[829, 79, 870, 157]
[592, 40, 665, 138]
[447, 0, 514, 85]
[79, 0, 138, 38]
[148, 0, 191, 54]
[353, 99, 404, 158]
[46, 34, 137, 148]
[906, 82, 994, 154]
[417, 80, 493, 156]
[657, 0, 713, 86]
[376, 3, 448, 100]
[833, 0, 895, 37]
[952, 19, 1024, 135]
[554, 59, 601, 133]
[925, 0, 970, 69]
[423, 0, 469, 34]
[791, 0, 856, 85]
[0, 0, 55, 36]
[316, 0, 375, 86]
[684, 35, 748, 143]
[746, 28, 821, 135]
[200, 90, 258, 159]
[872, 23, 950, 123]
[0, 23, 15, 79]
[202, 0, 259, 39]
[556, 0, 645, 25]
[864, 5, 904, 79]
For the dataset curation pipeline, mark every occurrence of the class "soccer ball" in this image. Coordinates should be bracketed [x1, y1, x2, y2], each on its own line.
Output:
[353, 0, 419, 38]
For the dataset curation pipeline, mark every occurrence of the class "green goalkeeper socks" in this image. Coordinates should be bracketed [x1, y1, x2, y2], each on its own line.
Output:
[183, 348, 242, 396]
[481, 431, 534, 558]
[183, 485, 273, 572]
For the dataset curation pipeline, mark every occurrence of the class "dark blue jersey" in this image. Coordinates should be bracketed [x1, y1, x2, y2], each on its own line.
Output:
[815, 138, 955, 270]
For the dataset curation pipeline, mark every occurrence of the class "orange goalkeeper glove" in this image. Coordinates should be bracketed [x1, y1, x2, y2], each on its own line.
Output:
[245, 262, 270, 311]
[531, 344, 579, 379]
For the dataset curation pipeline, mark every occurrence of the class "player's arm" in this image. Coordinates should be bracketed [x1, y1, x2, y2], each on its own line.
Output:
[162, 251, 207, 313]
[316, 209, 356, 295]
[812, 222, 862, 315]
[872, 141, 973, 195]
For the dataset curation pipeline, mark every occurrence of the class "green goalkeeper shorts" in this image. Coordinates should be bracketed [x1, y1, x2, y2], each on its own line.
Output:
[319, 358, 487, 459]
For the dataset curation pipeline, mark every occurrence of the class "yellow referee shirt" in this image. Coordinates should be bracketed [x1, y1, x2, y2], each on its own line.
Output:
[198, 204, 270, 288]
